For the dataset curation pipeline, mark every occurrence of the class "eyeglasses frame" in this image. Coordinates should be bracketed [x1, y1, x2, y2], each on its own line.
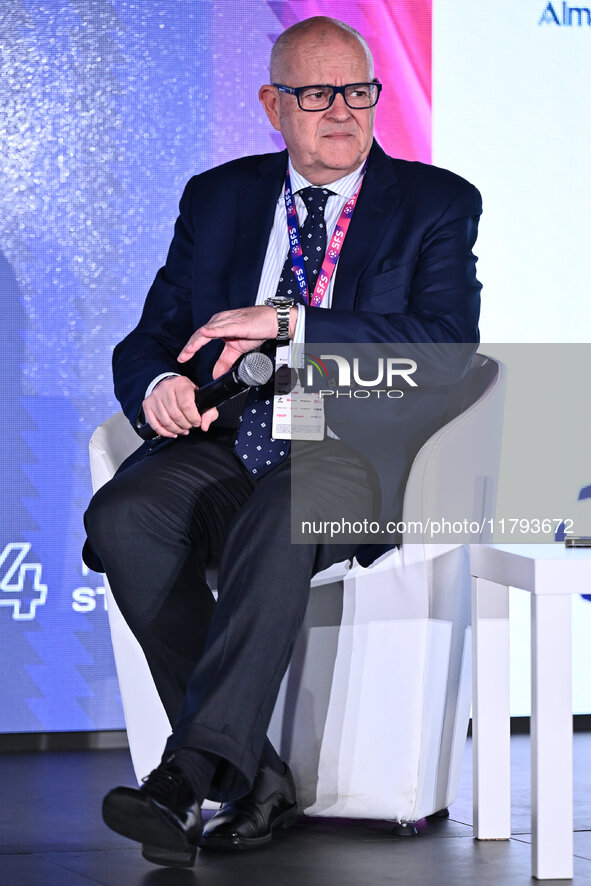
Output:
[272, 80, 382, 112]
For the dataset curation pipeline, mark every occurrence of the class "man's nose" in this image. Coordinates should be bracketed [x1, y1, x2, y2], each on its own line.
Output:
[327, 92, 352, 118]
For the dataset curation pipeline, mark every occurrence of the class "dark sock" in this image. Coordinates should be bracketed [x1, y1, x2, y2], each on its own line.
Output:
[259, 737, 286, 775]
[172, 747, 218, 805]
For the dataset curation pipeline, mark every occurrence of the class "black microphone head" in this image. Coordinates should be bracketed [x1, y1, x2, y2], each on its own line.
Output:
[237, 351, 273, 387]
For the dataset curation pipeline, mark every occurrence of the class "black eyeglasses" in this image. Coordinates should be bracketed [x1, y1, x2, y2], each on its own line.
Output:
[273, 81, 382, 112]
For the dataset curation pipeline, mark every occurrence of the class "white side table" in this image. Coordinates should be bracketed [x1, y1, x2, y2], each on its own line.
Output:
[470, 543, 591, 881]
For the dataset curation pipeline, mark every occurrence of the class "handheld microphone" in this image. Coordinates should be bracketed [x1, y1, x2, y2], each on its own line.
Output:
[137, 350, 274, 440]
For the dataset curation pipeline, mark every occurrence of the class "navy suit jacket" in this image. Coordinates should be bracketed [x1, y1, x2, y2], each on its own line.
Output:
[111, 140, 482, 564]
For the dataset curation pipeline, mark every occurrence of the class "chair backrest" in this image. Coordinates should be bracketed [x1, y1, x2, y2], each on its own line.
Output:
[402, 354, 506, 548]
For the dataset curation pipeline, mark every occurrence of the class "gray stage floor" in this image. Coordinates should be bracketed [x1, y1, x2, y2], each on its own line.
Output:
[1, 733, 590, 885]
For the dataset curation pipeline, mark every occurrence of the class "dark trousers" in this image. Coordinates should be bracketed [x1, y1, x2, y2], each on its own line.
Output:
[85, 429, 379, 801]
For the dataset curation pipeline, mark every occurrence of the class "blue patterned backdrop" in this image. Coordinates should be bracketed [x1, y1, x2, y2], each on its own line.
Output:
[0, 0, 285, 732]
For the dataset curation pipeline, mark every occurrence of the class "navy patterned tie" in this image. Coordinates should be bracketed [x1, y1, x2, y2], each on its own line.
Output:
[234, 187, 333, 477]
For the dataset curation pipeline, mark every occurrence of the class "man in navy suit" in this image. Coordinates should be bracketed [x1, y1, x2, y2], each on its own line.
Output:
[86, 15, 481, 868]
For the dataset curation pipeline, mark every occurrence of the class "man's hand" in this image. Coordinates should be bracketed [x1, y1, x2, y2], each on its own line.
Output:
[142, 376, 219, 437]
[177, 305, 297, 377]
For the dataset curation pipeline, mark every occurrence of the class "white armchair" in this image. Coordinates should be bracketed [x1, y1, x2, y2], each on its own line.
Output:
[89, 353, 505, 824]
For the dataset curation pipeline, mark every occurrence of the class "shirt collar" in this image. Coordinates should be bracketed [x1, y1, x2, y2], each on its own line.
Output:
[287, 157, 366, 200]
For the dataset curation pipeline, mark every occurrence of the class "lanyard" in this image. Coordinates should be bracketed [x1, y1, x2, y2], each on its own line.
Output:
[283, 165, 365, 307]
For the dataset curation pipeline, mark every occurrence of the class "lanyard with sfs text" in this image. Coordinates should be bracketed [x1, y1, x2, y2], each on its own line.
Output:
[283, 165, 366, 307]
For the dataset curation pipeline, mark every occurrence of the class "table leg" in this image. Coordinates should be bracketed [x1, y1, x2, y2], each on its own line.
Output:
[531, 593, 573, 880]
[471, 576, 511, 839]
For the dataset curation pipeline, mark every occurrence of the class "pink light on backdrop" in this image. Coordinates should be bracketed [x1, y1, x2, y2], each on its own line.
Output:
[267, 1, 432, 163]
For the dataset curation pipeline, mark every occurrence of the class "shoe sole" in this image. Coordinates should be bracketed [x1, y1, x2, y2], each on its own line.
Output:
[199, 804, 299, 851]
[142, 843, 196, 867]
[102, 793, 197, 867]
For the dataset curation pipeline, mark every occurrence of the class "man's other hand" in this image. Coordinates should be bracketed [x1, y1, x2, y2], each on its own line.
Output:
[142, 376, 219, 437]
[177, 305, 297, 377]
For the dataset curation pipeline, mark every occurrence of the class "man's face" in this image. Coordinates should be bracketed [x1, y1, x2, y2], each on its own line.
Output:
[260, 31, 375, 185]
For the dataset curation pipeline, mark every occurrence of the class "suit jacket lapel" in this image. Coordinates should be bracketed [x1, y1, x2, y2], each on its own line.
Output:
[229, 150, 287, 309]
[331, 140, 401, 311]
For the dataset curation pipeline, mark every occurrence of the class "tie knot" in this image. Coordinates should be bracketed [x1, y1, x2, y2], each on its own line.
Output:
[299, 186, 333, 215]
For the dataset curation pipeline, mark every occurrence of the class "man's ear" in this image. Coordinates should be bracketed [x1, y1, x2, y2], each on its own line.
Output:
[259, 84, 281, 131]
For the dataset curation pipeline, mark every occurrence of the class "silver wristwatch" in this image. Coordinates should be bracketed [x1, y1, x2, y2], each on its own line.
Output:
[265, 296, 294, 341]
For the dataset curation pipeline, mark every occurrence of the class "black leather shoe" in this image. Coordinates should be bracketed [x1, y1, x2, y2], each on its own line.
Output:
[199, 762, 298, 850]
[102, 755, 202, 867]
